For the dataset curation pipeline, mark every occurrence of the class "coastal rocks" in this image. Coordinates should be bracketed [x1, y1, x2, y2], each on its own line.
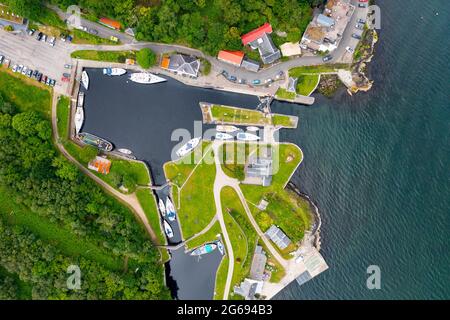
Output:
[317, 74, 344, 98]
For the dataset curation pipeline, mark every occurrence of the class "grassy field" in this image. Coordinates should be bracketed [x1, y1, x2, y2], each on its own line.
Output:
[258, 240, 286, 282]
[219, 142, 266, 180]
[164, 142, 216, 239]
[0, 69, 51, 118]
[136, 189, 170, 263]
[71, 50, 136, 63]
[56, 95, 70, 139]
[289, 63, 350, 77]
[185, 221, 222, 249]
[240, 144, 313, 247]
[213, 256, 229, 300]
[275, 88, 296, 100]
[272, 114, 296, 127]
[211, 104, 272, 126]
[71, 29, 119, 45]
[296, 74, 320, 96]
[221, 187, 258, 295]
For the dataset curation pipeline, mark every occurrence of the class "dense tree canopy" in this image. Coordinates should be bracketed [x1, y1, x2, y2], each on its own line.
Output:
[48, 0, 322, 55]
[0, 93, 170, 299]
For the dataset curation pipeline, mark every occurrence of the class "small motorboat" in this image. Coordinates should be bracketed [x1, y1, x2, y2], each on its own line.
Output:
[246, 126, 259, 132]
[216, 125, 239, 133]
[103, 67, 126, 76]
[159, 199, 166, 216]
[215, 132, 233, 140]
[190, 243, 217, 256]
[163, 220, 174, 239]
[236, 132, 260, 141]
[117, 148, 133, 155]
[217, 241, 224, 255]
[165, 198, 176, 221]
[81, 70, 89, 90]
[176, 137, 200, 157]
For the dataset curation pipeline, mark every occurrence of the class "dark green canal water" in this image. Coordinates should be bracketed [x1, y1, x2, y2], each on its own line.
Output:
[272, 0, 449, 299]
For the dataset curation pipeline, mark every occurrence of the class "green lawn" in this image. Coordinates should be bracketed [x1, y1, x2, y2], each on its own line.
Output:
[219, 142, 264, 180]
[296, 74, 320, 96]
[0, 69, 51, 118]
[213, 256, 229, 300]
[136, 189, 170, 263]
[275, 88, 296, 100]
[164, 142, 216, 239]
[289, 63, 350, 77]
[185, 221, 222, 249]
[56, 95, 70, 139]
[211, 104, 272, 126]
[221, 187, 258, 292]
[71, 29, 120, 45]
[71, 50, 137, 63]
[240, 143, 313, 246]
[0, 188, 124, 271]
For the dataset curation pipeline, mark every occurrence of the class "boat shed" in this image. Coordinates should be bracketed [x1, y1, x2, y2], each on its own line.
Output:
[265, 225, 291, 250]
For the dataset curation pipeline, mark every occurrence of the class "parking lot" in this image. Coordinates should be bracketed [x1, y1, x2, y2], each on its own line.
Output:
[0, 29, 74, 94]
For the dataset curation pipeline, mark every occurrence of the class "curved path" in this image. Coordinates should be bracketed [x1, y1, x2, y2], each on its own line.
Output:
[51, 93, 159, 244]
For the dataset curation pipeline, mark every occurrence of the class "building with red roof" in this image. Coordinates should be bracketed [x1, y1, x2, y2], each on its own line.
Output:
[217, 50, 245, 66]
[241, 22, 273, 46]
[240, 23, 281, 65]
[99, 17, 121, 30]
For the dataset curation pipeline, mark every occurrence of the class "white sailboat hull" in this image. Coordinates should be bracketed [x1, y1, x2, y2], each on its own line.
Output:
[74, 107, 84, 134]
[216, 125, 239, 133]
[176, 138, 200, 157]
[163, 220, 174, 238]
[215, 132, 233, 140]
[81, 71, 89, 90]
[237, 132, 259, 141]
[129, 72, 166, 84]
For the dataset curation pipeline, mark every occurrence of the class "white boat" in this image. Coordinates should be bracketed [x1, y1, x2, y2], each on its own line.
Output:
[163, 220, 174, 239]
[216, 125, 239, 133]
[77, 91, 84, 108]
[246, 126, 259, 132]
[215, 132, 233, 140]
[81, 70, 89, 90]
[237, 132, 260, 141]
[103, 67, 126, 76]
[190, 243, 217, 256]
[176, 137, 200, 157]
[165, 198, 176, 221]
[74, 107, 84, 134]
[117, 148, 132, 155]
[129, 72, 166, 84]
[217, 241, 224, 255]
[158, 199, 166, 216]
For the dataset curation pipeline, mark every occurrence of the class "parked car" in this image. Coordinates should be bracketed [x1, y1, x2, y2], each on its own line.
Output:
[36, 72, 42, 82]
[322, 54, 333, 62]
[49, 79, 56, 87]
[89, 28, 98, 35]
[36, 32, 43, 41]
[26, 69, 33, 77]
[21, 66, 28, 75]
[358, 18, 366, 24]
[32, 70, 38, 78]
[46, 77, 51, 86]
[346, 46, 355, 54]
[61, 76, 70, 82]
[41, 34, 47, 42]
[48, 37, 56, 46]
[60, 33, 67, 42]
[17, 65, 24, 73]
[352, 33, 362, 40]
[63, 73, 71, 78]
[64, 64, 72, 69]
[12, 65, 18, 72]
[252, 79, 261, 85]
[229, 75, 237, 82]
[238, 79, 247, 84]
[358, 3, 367, 8]
[355, 23, 364, 30]
[28, 29, 35, 36]
[66, 35, 73, 42]
[110, 36, 119, 42]
[41, 75, 47, 84]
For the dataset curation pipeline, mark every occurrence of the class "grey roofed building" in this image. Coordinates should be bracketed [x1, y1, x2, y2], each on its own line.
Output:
[241, 58, 260, 72]
[249, 246, 267, 281]
[166, 54, 200, 78]
[233, 279, 264, 300]
[248, 33, 281, 64]
[265, 225, 291, 250]
[245, 157, 273, 187]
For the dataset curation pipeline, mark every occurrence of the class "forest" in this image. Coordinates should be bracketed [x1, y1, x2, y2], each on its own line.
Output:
[4, 0, 322, 55]
[0, 90, 170, 299]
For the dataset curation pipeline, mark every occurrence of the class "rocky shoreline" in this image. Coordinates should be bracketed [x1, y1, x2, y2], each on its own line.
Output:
[287, 182, 323, 251]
